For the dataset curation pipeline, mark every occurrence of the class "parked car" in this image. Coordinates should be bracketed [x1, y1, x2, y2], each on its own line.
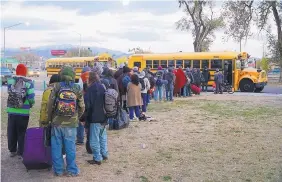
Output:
[27, 67, 40, 77]
[0, 67, 13, 84]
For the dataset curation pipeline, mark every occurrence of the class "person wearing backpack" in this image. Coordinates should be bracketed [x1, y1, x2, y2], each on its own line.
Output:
[201, 66, 210, 92]
[164, 67, 175, 101]
[47, 66, 85, 177]
[101, 67, 119, 129]
[139, 71, 150, 113]
[154, 66, 164, 101]
[214, 68, 224, 94]
[85, 72, 109, 165]
[7, 64, 35, 158]
[117, 66, 132, 113]
[39, 74, 60, 127]
[184, 68, 193, 97]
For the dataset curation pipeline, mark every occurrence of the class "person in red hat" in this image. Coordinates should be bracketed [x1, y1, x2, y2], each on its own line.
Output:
[7, 64, 35, 158]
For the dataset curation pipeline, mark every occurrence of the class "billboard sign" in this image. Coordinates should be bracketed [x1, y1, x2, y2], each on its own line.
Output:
[51, 50, 66, 56]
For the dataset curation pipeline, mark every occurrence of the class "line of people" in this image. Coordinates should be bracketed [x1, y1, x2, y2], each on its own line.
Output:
[6, 63, 225, 177]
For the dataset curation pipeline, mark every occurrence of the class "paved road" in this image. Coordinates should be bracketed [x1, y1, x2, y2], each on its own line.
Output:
[1, 71, 282, 94]
[262, 85, 282, 94]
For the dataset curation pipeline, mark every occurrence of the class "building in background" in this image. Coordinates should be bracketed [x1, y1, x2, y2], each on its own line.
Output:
[0, 57, 19, 70]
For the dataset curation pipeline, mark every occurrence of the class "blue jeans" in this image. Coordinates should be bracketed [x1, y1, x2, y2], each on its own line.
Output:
[76, 122, 84, 144]
[165, 84, 174, 101]
[89, 123, 108, 162]
[154, 86, 163, 101]
[146, 92, 150, 105]
[183, 84, 192, 96]
[129, 106, 140, 119]
[141, 93, 147, 112]
[51, 127, 79, 175]
[108, 118, 114, 130]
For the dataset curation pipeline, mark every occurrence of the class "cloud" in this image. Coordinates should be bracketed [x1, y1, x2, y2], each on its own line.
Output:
[0, 1, 271, 58]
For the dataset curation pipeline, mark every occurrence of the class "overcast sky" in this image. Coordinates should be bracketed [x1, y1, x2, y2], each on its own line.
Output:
[1, 0, 272, 57]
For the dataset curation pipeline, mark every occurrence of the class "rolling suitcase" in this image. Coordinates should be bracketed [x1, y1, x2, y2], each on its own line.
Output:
[191, 84, 201, 94]
[22, 127, 52, 171]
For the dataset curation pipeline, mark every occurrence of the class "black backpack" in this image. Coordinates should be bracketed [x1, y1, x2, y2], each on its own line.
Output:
[139, 78, 145, 91]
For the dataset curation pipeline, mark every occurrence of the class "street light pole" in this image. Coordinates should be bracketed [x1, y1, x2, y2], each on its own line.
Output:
[2, 22, 29, 66]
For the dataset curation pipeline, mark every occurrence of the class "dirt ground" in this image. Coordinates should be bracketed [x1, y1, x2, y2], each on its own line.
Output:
[1, 93, 282, 182]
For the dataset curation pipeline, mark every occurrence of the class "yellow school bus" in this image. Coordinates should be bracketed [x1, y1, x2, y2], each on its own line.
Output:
[46, 56, 115, 82]
[128, 51, 268, 92]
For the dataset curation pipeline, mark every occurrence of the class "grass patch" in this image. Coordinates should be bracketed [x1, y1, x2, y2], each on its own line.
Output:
[140, 176, 149, 182]
[199, 100, 282, 121]
[147, 100, 197, 112]
[162, 175, 172, 181]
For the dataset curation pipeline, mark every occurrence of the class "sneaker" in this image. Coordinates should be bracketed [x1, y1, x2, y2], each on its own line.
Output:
[10, 152, 17, 158]
[54, 173, 64, 177]
[87, 160, 102, 165]
[102, 156, 108, 161]
[66, 173, 79, 177]
[76, 142, 84, 145]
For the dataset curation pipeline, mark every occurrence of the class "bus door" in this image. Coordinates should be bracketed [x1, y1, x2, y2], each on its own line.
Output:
[224, 59, 233, 86]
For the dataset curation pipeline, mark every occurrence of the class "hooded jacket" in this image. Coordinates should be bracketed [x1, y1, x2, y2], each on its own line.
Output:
[201, 68, 210, 83]
[85, 81, 107, 124]
[47, 66, 85, 128]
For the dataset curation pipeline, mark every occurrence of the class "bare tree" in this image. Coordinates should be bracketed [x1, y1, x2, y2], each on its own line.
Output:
[14, 53, 41, 67]
[176, 1, 224, 52]
[223, 1, 282, 82]
[64, 48, 93, 57]
[128, 47, 152, 54]
[222, 1, 254, 51]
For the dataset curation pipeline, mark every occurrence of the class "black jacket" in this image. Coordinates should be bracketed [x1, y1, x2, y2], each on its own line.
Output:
[85, 82, 107, 124]
[202, 69, 210, 82]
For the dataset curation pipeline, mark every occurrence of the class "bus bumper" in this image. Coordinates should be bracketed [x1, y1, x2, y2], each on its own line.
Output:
[255, 82, 267, 88]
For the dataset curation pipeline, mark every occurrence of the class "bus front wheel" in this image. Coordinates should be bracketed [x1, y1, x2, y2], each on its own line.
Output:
[240, 79, 254, 92]
[254, 87, 264, 93]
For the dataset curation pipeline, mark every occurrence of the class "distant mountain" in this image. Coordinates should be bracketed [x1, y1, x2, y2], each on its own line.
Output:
[2, 45, 131, 59]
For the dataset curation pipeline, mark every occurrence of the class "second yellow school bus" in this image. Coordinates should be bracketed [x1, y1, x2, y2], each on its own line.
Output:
[128, 51, 268, 92]
[46, 55, 115, 82]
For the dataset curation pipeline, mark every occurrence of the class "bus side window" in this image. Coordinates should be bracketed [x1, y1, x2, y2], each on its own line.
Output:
[160, 60, 167, 68]
[211, 60, 222, 69]
[153, 60, 159, 69]
[168, 60, 174, 68]
[134, 62, 141, 69]
[202, 60, 209, 69]
[184, 60, 191, 68]
[193, 60, 200, 68]
[146, 60, 152, 68]
[176, 60, 183, 68]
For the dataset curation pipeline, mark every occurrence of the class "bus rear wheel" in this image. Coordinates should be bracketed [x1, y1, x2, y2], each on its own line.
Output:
[240, 79, 254, 92]
[254, 87, 264, 93]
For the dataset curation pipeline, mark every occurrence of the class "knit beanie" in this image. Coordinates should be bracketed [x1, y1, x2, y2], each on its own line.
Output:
[16, 64, 27, 76]
[133, 66, 139, 72]
[60, 65, 75, 81]
[49, 74, 60, 84]
[123, 66, 131, 73]
[92, 65, 103, 76]
[82, 66, 91, 73]
[81, 71, 90, 83]
[158, 66, 163, 70]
